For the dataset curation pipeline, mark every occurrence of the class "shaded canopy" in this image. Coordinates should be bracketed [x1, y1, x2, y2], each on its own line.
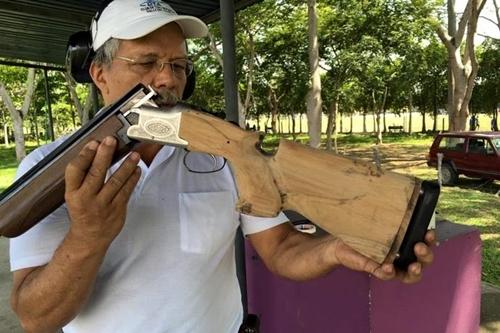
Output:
[0, 0, 259, 66]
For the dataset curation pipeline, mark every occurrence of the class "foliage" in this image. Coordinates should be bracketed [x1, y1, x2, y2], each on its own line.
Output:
[0, 0, 500, 140]
[0, 65, 30, 131]
[0, 0, 497, 141]
[0, 65, 90, 144]
[189, 0, 453, 141]
[472, 39, 500, 115]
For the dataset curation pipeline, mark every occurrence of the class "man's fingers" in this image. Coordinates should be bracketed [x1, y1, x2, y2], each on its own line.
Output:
[397, 262, 423, 284]
[81, 137, 118, 194]
[112, 166, 142, 206]
[414, 242, 434, 267]
[99, 152, 141, 203]
[371, 264, 396, 281]
[424, 230, 437, 246]
[335, 241, 395, 281]
[65, 141, 99, 193]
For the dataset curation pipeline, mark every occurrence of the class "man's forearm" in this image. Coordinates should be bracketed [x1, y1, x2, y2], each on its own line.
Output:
[11, 229, 110, 333]
[252, 225, 340, 281]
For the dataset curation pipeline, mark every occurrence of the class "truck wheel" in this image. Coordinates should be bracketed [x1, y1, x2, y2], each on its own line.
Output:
[441, 163, 458, 185]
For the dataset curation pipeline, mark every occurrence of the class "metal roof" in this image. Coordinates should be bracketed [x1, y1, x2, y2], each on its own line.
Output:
[0, 0, 259, 66]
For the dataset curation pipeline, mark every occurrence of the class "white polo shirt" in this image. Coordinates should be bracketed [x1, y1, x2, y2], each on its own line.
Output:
[10, 138, 288, 333]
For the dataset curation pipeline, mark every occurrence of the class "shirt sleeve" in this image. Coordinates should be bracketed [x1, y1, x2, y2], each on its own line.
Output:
[240, 211, 289, 236]
[9, 139, 70, 271]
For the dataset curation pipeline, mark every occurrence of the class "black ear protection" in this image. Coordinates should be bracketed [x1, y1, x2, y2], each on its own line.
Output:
[65, 0, 196, 100]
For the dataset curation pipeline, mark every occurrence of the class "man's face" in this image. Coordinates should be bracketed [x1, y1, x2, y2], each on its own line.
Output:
[91, 23, 188, 106]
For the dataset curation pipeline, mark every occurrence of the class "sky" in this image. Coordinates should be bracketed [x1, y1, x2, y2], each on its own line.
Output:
[455, 0, 500, 42]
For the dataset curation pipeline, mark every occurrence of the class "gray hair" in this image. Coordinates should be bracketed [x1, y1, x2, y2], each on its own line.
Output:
[93, 38, 120, 67]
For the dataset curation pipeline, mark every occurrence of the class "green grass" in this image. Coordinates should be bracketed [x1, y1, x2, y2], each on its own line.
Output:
[0, 145, 20, 192]
[1, 134, 499, 285]
[0, 143, 38, 191]
[437, 185, 500, 285]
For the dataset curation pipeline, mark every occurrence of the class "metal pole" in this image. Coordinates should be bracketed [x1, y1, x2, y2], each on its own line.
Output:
[219, 0, 247, 318]
[220, 0, 239, 125]
[43, 69, 55, 141]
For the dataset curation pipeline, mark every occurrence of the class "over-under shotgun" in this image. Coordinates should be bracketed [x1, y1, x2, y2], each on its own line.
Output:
[0, 84, 439, 270]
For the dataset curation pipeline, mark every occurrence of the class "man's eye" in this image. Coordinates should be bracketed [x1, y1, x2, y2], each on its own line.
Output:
[136, 61, 156, 70]
[172, 61, 187, 71]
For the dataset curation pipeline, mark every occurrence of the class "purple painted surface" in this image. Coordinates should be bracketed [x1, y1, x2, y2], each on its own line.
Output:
[245, 223, 481, 333]
[371, 230, 482, 333]
[246, 245, 370, 333]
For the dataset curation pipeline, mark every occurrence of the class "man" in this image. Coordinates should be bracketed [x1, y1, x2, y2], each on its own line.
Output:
[470, 115, 477, 131]
[9, 1, 435, 332]
[492, 115, 498, 131]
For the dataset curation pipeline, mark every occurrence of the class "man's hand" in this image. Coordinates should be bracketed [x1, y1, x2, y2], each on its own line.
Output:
[64, 136, 141, 245]
[332, 230, 436, 284]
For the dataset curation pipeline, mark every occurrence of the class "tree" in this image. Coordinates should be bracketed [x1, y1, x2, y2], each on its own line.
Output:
[64, 73, 95, 125]
[437, 0, 488, 131]
[306, 0, 323, 148]
[0, 67, 36, 161]
[319, 1, 365, 151]
[494, 0, 500, 31]
[471, 39, 500, 116]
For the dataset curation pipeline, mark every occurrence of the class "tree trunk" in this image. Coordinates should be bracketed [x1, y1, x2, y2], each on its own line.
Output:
[362, 109, 367, 133]
[326, 100, 338, 152]
[33, 109, 40, 146]
[3, 123, 9, 146]
[433, 77, 438, 131]
[373, 88, 387, 145]
[339, 110, 343, 134]
[268, 88, 278, 134]
[64, 72, 94, 125]
[306, 0, 322, 148]
[494, 0, 500, 32]
[0, 68, 37, 161]
[238, 20, 256, 129]
[1, 108, 9, 146]
[383, 109, 387, 133]
[208, 31, 247, 127]
[437, 0, 487, 131]
[408, 90, 413, 134]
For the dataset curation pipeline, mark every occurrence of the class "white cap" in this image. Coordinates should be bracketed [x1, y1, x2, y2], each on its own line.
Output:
[91, 0, 209, 50]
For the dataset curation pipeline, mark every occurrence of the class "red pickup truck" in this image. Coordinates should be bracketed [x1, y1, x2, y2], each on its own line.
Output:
[427, 132, 500, 185]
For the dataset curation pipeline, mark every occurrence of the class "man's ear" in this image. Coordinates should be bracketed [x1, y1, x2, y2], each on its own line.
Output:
[89, 62, 108, 95]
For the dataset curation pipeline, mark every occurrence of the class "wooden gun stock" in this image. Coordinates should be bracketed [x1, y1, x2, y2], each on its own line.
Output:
[178, 108, 438, 266]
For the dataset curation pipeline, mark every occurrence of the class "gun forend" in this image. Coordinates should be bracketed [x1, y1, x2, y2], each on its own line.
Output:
[0, 84, 152, 237]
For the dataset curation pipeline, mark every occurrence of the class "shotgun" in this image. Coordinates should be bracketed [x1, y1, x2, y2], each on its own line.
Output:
[0, 84, 439, 269]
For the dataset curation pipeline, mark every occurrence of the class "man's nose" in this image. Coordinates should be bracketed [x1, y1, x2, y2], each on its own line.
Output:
[152, 64, 178, 91]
